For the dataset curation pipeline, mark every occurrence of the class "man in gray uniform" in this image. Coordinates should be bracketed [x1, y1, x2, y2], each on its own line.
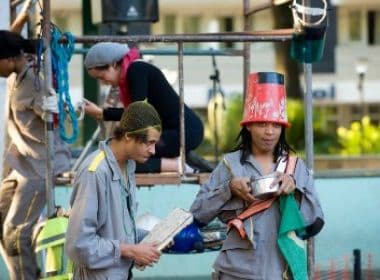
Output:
[66, 101, 162, 280]
[0, 30, 71, 280]
[190, 72, 324, 279]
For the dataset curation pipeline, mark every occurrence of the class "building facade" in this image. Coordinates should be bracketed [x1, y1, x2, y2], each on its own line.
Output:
[48, 0, 380, 129]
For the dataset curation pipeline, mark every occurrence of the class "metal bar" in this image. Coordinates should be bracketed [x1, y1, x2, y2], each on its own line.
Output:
[0, 1, 11, 183]
[139, 49, 243, 56]
[304, 64, 314, 171]
[42, 0, 55, 217]
[243, 0, 252, 102]
[73, 48, 244, 56]
[71, 126, 100, 173]
[68, 30, 294, 44]
[304, 63, 315, 279]
[178, 42, 185, 177]
[302, 0, 315, 277]
[10, 0, 18, 23]
[353, 249, 362, 280]
[11, 0, 25, 8]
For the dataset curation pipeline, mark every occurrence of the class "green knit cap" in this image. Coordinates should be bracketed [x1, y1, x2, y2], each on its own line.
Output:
[120, 101, 162, 135]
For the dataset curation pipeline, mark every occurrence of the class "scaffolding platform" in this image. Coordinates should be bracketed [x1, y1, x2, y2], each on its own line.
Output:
[55, 172, 211, 187]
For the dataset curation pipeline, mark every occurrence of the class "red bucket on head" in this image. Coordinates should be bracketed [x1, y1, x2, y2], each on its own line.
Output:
[240, 72, 290, 127]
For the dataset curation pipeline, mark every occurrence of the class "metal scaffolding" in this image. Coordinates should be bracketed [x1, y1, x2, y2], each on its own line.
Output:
[11, 0, 317, 278]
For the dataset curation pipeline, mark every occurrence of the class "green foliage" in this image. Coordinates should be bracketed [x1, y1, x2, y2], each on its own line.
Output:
[221, 94, 244, 152]
[286, 99, 305, 149]
[337, 116, 380, 155]
[286, 99, 338, 153]
[205, 93, 243, 153]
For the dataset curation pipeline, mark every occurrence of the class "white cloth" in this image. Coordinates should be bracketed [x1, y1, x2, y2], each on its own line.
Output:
[42, 92, 58, 114]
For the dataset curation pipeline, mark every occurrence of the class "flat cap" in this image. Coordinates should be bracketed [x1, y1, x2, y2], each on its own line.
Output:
[84, 42, 129, 69]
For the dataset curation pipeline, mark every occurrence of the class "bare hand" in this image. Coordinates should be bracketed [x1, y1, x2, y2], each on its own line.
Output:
[122, 242, 160, 267]
[83, 98, 103, 120]
[271, 172, 296, 196]
[229, 177, 255, 203]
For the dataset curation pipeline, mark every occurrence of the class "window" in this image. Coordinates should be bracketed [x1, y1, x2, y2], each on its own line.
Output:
[368, 11, 380, 45]
[348, 11, 362, 41]
[351, 105, 361, 115]
[220, 17, 234, 48]
[369, 105, 380, 114]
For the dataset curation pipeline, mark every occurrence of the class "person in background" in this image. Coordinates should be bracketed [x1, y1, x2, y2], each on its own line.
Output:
[0, 30, 71, 280]
[190, 72, 324, 279]
[82, 42, 213, 173]
[66, 101, 162, 280]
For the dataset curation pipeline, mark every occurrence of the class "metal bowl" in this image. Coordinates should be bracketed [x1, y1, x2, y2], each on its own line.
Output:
[250, 173, 280, 200]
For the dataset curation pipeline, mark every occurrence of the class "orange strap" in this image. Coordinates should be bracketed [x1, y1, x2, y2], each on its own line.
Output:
[285, 156, 298, 175]
[227, 197, 277, 239]
[236, 197, 277, 221]
[227, 156, 298, 239]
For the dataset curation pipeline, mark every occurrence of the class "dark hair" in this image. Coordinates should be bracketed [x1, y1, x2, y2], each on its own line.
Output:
[113, 101, 162, 142]
[92, 65, 110, 71]
[231, 126, 295, 164]
[0, 30, 38, 59]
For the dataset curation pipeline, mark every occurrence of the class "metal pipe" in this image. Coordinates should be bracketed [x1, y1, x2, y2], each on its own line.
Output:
[243, 0, 252, 102]
[177, 42, 185, 177]
[0, 1, 11, 183]
[353, 249, 362, 280]
[11, 0, 25, 8]
[73, 48, 244, 56]
[68, 30, 294, 44]
[301, 0, 316, 278]
[42, 0, 55, 217]
[303, 64, 314, 172]
[71, 126, 100, 173]
[304, 61, 315, 280]
[140, 49, 243, 56]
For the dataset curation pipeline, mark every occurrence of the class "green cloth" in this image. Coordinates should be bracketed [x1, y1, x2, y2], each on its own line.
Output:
[277, 194, 308, 280]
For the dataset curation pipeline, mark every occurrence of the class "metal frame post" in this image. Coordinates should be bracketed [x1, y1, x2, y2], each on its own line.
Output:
[353, 249, 362, 280]
[0, 0, 11, 183]
[301, 1, 316, 278]
[177, 41, 185, 176]
[304, 63, 315, 279]
[42, 0, 55, 216]
[243, 0, 252, 101]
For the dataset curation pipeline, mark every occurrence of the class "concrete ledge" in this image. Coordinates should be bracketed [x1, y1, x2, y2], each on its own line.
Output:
[315, 155, 380, 178]
[315, 154, 380, 170]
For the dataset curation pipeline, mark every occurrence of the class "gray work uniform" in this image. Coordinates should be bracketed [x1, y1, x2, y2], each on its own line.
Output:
[190, 151, 324, 280]
[65, 140, 138, 280]
[0, 62, 71, 280]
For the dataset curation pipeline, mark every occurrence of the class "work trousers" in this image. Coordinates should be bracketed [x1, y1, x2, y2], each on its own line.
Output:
[0, 170, 46, 280]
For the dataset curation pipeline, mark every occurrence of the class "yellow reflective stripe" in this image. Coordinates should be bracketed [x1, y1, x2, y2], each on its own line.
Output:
[88, 151, 105, 172]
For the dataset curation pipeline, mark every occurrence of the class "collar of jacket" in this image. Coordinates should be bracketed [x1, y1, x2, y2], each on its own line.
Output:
[99, 139, 136, 182]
